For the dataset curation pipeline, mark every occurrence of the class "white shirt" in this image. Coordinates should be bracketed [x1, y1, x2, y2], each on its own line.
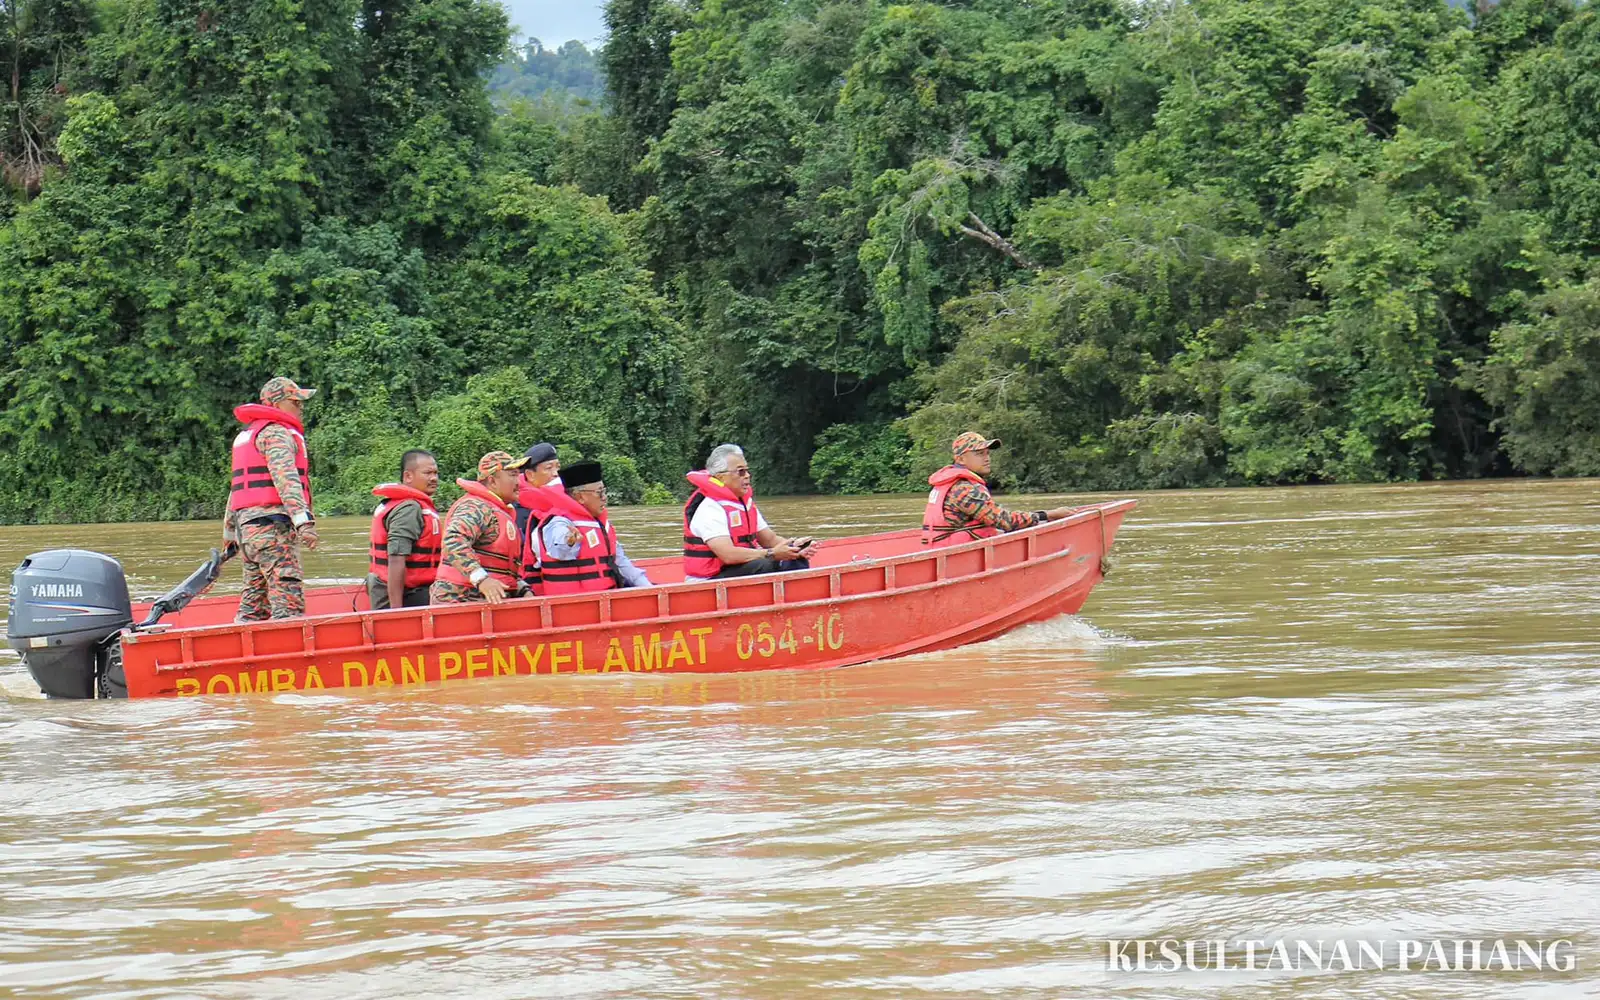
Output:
[685, 499, 770, 582]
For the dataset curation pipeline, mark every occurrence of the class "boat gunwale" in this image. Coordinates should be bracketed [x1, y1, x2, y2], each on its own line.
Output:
[123, 500, 1136, 673]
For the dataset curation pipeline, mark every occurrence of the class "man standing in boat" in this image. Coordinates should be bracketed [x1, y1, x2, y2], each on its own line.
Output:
[431, 451, 530, 605]
[224, 376, 320, 621]
[366, 449, 442, 610]
[535, 461, 652, 592]
[513, 441, 563, 593]
[683, 444, 815, 581]
[923, 432, 1079, 547]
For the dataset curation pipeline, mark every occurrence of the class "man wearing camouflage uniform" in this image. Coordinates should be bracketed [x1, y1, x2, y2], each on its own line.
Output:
[923, 432, 1080, 545]
[224, 377, 320, 620]
[430, 450, 529, 605]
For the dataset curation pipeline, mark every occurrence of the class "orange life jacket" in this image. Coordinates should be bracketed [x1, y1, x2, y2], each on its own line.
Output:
[922, 465, 1001, 547]
[515, 477, 566, 591]
[433, 479, 521, 590]
[682, 470, 761, 577]
[228, 404, 312, 512]
[367, 483, 442, 590]
[536, 489, 621, 595]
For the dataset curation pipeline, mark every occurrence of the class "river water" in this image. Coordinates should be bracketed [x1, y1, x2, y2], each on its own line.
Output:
[1, 481, 1596, 997]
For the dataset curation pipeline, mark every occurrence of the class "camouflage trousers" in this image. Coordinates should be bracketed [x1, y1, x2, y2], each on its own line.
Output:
[428, 579, 484, 604]
[237, 518, 304, 621]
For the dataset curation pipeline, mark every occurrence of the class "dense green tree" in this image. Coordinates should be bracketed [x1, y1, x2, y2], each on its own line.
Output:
[1, 0, 1598, 525]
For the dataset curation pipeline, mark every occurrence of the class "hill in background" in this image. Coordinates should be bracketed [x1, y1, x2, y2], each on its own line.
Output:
[488, 39, 604, 108]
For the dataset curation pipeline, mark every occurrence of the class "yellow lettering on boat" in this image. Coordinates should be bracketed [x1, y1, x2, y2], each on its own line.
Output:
[373, 659, 394, 687]
[689, 627, 712, 663]
[401, 655, 425, 686]
[304, 664, 325, 689]
[602, 638, 628, 673]
[343, 661, 369, 688]
[440, 651, 463, 682]
[666, 630, 693, 670]
[176, 678, 200, 697]
[492, 647, 518, 677]
[238, 670, 270, 694]
[575, 640, 593, 674]
[466, 648, 489, 678]
[521, 644, 545, 674]
[207, 673, 236, 695]
[632, 633, 662, 672]
[271, 668, 295, 692]
[549, 641, 572, 673]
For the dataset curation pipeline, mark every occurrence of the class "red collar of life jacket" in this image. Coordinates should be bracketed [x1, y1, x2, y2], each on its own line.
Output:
[684, 470, 748, 504]
[928, 464, 986, 489]
[517, 477, 566, 513]
[454, 478, 515, 515]
[371, 482, 437, 510]
[233, 403, 305, 434]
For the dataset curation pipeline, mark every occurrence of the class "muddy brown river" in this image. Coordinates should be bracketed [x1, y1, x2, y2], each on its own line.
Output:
[1, 481, 1596, 997]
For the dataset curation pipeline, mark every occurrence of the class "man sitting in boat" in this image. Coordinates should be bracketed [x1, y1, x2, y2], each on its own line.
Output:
[366, 449, 441, 610]
[533, 461, 652, 592]
[923, 432, 1080, 547]
[514, 441, 563, 593]
[683, 444, 815, 581]
[431, 451, 530, 605]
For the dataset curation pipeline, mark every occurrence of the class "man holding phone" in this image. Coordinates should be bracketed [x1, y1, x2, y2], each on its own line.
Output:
[682, 444, 816, 581]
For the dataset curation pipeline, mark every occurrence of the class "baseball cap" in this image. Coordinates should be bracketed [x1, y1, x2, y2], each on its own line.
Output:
[261, 376, 316, 404]
[523, 442, 558, 466]
[477, 450, 530, 479]
[952, 431, 1001, 457]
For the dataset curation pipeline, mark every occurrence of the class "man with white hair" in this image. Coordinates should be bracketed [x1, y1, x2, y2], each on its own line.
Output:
[682, 444, 815, 581]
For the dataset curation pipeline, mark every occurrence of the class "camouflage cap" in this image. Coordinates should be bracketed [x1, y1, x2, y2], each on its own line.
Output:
[260, 376, 317, 405]
[477, 450, 530, 479]
[952, 431, 1002, 457]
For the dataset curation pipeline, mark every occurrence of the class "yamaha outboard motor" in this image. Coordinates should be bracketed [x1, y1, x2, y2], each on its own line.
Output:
[6, 550, 132, 699]
[6, 545, 236, 699]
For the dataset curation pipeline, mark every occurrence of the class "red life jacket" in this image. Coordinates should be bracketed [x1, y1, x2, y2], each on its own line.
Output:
[922, 465, 1001, 547]
[228, 404, 312, 512]
[433, 479, 521, 590]
[535, 489, 621, 595]
[515, 477, 566, 591]
[367, 483, 442, 590]
[682, 470, 761, 578]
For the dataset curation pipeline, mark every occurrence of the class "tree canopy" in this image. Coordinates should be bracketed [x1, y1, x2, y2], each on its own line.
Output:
[0, 0, 1597, 524]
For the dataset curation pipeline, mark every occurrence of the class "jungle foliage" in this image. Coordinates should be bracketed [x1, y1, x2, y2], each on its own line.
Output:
[1, 0, 1598, 524]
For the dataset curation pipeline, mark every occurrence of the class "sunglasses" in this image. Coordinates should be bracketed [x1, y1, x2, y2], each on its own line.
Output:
[573, 485, 609, 499]
[727, 468, 753, 478]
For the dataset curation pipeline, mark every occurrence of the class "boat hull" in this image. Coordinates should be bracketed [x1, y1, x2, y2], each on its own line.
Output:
[119, 501, 1134, 698]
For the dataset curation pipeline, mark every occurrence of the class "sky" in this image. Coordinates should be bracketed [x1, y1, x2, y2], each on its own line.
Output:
[500, 0, 608, 46]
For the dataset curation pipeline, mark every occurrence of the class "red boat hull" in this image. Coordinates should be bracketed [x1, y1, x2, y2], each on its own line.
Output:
[119, 501, 1134, 698]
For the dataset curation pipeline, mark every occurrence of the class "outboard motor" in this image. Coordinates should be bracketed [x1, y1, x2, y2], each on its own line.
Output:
[6, 550, 132, 699]
[6, 545, 236, 699]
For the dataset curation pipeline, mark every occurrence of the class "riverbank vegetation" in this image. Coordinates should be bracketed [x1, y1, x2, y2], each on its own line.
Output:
[1, 0, 1598, 523]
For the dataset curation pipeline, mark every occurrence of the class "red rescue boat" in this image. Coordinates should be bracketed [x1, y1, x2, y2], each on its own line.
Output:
[13, 502, 1134, 699]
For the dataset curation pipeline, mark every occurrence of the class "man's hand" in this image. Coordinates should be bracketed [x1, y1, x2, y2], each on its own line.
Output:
[791, 536, 818, 558]
[1044, 506, 1080, 521]
[478, 577, 508, 604]
[297, 523, 320, 550]
[770, 540, 803, 561]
